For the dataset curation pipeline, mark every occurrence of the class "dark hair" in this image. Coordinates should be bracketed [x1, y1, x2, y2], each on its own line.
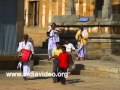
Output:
[61, 46, 66, 51]
[56, 42, 61, 45]
[23, 34, 28, 38]
[64, 39, 69, 42]
[79, 26, 83, 31]
[51, 23, 56, 26]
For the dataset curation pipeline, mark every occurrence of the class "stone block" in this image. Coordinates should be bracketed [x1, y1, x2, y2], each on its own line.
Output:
[101, 43, 112, 49]
[110, 73, 119, 79]
[87, 43, 101, 49]
[84, 66, 96, 70]
[80, 70, 97, 77]
[97, 66, 110, 72]
[97, 71, 110, 78]
[109, 68, 119, 74]
[110, 14, 120, 21]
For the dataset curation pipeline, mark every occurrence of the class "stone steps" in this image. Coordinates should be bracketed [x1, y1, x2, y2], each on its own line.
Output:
[1, 60, 120, 79]
[33, 60, 120, 79]
[34, 54, 48, 60]
[34, 47, 48, 54]
[73, 60, 120, 79]
[24, 27, 77, 47]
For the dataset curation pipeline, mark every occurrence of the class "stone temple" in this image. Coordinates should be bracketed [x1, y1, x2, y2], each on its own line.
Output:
[24, 0, 120, 60]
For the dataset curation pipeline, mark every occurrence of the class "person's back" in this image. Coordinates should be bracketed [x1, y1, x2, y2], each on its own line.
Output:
[64, 43, 75, 53]
[58, 52, 69, 69]
[58, 46, 69, 85]
[75, 30, 87, 45]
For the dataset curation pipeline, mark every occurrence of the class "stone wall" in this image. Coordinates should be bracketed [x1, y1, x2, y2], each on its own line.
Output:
[87, 26, 120, 59]
[57, 26, 120, 60]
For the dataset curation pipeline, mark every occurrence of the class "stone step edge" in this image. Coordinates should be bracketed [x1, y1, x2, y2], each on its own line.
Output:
[79, 69, 120, 79]
[36, 60, 120, 74]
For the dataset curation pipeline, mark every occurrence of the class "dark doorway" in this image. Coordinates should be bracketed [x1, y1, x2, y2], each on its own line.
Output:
[95, 0, 104, 18]
[112, 4, 120, 14]
[28, 1, 39, 26]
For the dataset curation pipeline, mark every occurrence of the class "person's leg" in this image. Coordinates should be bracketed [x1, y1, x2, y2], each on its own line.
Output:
[48, 43, 56, 61]
[48, 49, 53, 60]
[23, 63, 28, 80]
[61, 68, 67, 85]
[68, 53, 73, 75]
[83, 45, 87, 60]
[77, 45, 85, 61]
[70, 51, 77, 62]
[52, 58, 58, 83]
[57, 67, 61, 82]
[23, 62, 30, 80]
[48, 40, 53, 60]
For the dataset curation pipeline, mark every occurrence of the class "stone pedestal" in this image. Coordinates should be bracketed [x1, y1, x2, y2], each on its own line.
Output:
[87, 34, 120, 60]
[102, 0, 112, 19]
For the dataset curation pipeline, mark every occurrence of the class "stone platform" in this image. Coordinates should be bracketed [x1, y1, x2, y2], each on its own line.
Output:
[0, 59, 120, 80]
[74, 60, 120, 79]
[35, 59, 120, 79]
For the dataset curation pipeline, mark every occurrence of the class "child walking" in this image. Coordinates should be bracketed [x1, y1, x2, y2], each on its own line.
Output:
[58, 46, 70, 85]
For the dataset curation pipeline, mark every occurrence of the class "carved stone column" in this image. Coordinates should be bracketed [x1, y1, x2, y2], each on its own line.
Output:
[66, 0, 76, 15]
[102, 0, 112, 19]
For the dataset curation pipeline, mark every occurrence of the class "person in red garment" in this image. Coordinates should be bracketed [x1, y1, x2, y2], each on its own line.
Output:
[58, 46, 70, 85]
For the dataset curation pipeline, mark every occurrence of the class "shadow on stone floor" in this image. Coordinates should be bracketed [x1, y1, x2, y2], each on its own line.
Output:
[67, 79, 84, 84]
[28, 77, 50, 80]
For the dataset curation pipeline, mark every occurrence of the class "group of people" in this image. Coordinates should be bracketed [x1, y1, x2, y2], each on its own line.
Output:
[47, 23, 88, 84]
[17, 22, 88, 84]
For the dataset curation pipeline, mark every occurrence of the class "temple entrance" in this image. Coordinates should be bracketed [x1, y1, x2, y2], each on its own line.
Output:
[95, 0, 104, 18]
[28, 1, 39, 26]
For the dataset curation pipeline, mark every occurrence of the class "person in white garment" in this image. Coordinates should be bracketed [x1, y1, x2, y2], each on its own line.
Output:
[64, 39, 76, 74]
[47, 23, 60, 61]
[17, 34, 34, 80]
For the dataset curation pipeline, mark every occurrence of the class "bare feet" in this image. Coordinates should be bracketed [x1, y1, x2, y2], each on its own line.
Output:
[23, 77, 28, 81]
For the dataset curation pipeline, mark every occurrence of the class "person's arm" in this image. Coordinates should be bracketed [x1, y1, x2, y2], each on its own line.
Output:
[75, 30, 81, 41]
[56, 28, 61, 32]
[52, 49, 58, 58]
[30, 42, 34, 54]
[17, 42, 22, 53]
[71, 44, 76, 51]
[17, 42, 22, 57]
[47, 29, 52, 37]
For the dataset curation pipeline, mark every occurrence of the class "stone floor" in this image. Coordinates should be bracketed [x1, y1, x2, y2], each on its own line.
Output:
[0, 75, 120, 90]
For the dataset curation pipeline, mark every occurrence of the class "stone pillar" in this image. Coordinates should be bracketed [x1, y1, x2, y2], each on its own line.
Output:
[17, 0, 24, 42]
[25, 0, 29, 26]
[102, 0, 112, 19]
[66, 0, 76, 15]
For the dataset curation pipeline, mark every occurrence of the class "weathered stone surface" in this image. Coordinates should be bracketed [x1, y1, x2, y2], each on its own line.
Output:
[101, 43, 111, 49]
[109, 68, 119, 74]
[84, 66, 96, 70]
[102, 0, 112, 19]
[52, 15, 79, 25]
[110, 73, 119, 79]
[66, 0, 76, 15]
[97, 71, 110, 78]
[110, 14, 120, 21]
[101, 55, 116, 61]
[97, 66, 110, 72]
[87, 43, 101, 49]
